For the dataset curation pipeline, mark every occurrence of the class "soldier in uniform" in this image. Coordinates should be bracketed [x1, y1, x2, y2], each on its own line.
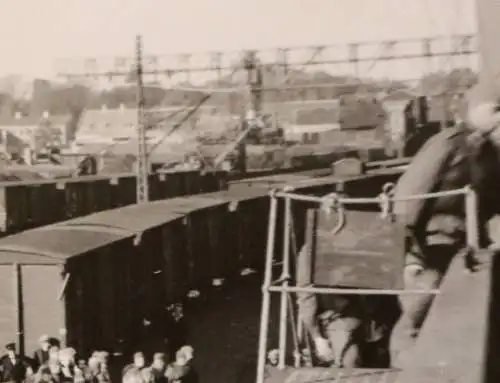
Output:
[0, 343, 33, 383]
[390, 102, 500, 367]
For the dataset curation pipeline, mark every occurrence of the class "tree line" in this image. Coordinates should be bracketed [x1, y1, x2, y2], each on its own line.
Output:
[0, 68, 477, 119]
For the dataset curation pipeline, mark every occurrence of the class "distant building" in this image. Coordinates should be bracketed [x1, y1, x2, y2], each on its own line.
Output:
[0, 111, 73, 156]
[268, 98, 386, 145]
[75, 104, 217, 145]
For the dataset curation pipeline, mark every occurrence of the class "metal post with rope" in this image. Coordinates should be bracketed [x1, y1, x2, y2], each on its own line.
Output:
[255, 183, 479, 383]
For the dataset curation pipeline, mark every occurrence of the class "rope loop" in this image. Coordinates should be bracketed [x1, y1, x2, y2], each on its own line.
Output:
[321, 192, 346, 235]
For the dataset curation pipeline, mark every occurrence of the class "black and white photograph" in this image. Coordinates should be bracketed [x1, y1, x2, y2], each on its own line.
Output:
[0, 0, 496, 382]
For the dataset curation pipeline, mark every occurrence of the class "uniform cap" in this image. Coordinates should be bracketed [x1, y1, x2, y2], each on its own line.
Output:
[5, 343, 15, 351]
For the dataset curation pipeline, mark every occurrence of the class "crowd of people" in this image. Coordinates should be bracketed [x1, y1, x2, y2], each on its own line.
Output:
[0, 336, 198, 383]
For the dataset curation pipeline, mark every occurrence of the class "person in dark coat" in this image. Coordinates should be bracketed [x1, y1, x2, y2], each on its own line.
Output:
[32, 335, 51, 373]
[0, 343, 33, 383]
[390, 101, 500, 367]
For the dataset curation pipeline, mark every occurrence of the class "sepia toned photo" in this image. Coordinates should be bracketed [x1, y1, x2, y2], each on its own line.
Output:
[0, 0, 496, 382]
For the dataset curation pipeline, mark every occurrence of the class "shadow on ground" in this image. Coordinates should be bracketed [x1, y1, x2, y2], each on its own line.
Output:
[184, 274, 282, 383]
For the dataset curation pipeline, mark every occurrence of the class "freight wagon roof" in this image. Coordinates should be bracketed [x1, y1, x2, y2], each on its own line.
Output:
[203, 188, 270, 203]
[58, 200, 184, 233]
[230, 174, 314, 189]
[161, 196, 226, 214]
[0, 225, 128, 264]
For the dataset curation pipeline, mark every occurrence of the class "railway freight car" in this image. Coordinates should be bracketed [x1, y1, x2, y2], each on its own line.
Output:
[0, 186, 281, 359]
[0, 201, 186, 358]
[0, 163, 405, 381]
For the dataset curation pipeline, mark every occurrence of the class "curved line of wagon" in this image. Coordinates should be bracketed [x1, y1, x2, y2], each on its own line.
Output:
[0, 169, 402, 358]
[0, 164, 488, 382]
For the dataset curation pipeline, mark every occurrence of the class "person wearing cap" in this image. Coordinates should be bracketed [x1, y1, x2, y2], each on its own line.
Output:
[0, 342, 33, 383]
[390, 100, 500, 367]
[33, 335, 51, 372]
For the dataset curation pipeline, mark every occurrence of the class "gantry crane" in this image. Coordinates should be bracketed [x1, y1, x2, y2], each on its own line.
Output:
[57, 34, 477, 203]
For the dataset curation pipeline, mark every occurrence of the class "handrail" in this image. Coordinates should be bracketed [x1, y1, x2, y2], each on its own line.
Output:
[274, 186, 469, 204]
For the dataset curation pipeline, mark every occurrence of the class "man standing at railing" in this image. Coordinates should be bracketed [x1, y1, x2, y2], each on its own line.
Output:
[390, 101, 500, 367]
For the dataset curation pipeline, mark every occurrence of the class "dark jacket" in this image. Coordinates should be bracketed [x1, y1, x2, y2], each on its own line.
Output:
[150, 367, 166, 383]
[165, 363, 198, 383]
[0, 355, 32, 383]
[394, 127, 497, 252]
[32, 350, 49, 373]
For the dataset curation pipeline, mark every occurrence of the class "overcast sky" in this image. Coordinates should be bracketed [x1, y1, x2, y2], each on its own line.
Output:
[0, 0, 476, 79]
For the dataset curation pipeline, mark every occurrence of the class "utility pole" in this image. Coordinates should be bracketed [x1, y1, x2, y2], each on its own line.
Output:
[57, 38, 207, 204]
[236, 51, 262, 174]
[135, 35, 149, 203]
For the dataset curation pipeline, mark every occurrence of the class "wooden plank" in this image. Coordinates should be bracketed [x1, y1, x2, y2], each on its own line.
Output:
[313, 210, 405, 289]
[264, 367, 401, 383]
[396, 249, 499, 383]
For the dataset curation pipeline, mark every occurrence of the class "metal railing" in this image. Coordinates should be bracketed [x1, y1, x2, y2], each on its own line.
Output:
[255, 184, 479, 383]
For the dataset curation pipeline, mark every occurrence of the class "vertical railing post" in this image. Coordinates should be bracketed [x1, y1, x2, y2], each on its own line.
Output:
[465, 185, 479, 250]
[278, 187, 293, 369]
[256, 191, 279, 383]
[13, 263, 24, 357]
[58, 267, 70, 348]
